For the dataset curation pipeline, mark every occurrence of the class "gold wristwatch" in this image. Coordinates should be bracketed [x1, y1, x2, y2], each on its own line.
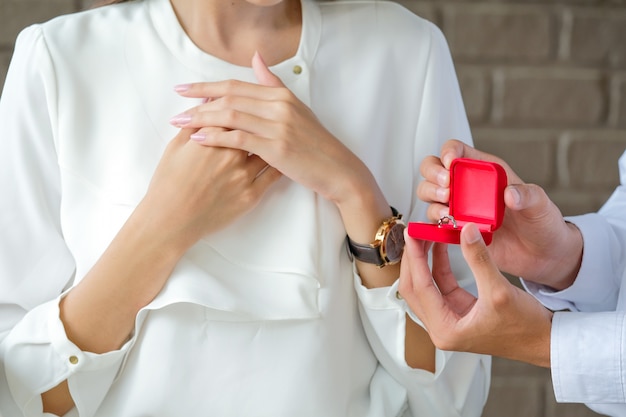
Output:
[346, 207, 406, 268]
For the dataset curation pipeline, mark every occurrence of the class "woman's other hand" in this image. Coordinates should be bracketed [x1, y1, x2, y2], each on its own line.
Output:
[140, 127, 282, 249]
[170, 52, 375, 209]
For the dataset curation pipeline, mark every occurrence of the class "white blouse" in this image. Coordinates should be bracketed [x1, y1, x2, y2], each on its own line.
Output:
[0, 0, 490, 416]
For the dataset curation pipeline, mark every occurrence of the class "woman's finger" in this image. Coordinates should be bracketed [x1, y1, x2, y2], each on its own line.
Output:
[252, 51, 284, 88]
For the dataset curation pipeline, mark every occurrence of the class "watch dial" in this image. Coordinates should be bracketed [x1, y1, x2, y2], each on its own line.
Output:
[386, 223, 406, 262]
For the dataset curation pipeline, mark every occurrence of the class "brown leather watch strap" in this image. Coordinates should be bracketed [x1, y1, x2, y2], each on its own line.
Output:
[345, 207, 401, 267]
[346, 237, 385, 266]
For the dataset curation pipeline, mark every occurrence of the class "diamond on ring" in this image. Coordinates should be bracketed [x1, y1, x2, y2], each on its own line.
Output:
[438, 215, 458, 229]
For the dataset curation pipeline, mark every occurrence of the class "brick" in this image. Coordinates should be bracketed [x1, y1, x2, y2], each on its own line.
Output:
[569, 11, 626, 68]
[0, 1, 76, 46]
[562, 131, 626, 190]
[394, 1, 439, 27]
[0, 50, 12, 95]
[491, 357, 549, 379]
[473, 128, 557, 186]
[482, 375, 545, 417]
[617, 76, 626, 128]
[81, 0, 94, 10]
[500, 69, 607, 127]
[544, 382, 605, 417]
[548, 189, 614, 216]
[443, 5, 553, 61]
[457, 66, 490, 123]
[414, 0, 617, 3]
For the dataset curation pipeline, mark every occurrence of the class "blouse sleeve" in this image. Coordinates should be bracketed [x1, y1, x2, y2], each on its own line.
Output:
[354, 22, 490, 417]
[0, 26, 130, 417]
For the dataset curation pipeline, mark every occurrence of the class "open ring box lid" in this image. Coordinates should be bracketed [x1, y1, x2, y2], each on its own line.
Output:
[407, 158, 507, 245]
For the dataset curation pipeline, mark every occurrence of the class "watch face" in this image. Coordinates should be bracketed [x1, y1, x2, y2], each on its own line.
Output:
[384, 222, 406, 264]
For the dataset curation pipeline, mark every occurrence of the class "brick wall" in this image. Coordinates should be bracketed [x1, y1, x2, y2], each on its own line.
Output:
[1, 0, 625, 416]
[399, 0, 626, 219]
[399, 2, 624, 416]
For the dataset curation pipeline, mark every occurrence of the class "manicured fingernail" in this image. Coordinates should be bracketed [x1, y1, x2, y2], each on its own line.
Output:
[190, 132, 205, 142]
[169, 113, 192, 126]
[436, 187, 448, 200]
[463, 223, 481, 244]
[174, 84, 191, 93]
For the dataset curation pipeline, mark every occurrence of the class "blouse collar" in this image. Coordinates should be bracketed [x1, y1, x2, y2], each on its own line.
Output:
[147, 0, 321, 83]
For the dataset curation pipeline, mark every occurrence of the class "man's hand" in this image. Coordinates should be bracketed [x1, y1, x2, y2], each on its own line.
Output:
[417, 139, 583, 290]
[399, 224, 553, 367]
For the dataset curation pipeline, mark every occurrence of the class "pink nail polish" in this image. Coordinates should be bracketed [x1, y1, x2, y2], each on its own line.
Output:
[190, 132, 205, 142]
[174, 84, 191, 93]
[169, 113, 192, 126]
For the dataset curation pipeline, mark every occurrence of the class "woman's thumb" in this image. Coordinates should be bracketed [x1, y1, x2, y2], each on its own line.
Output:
[252, 51, 284, 87]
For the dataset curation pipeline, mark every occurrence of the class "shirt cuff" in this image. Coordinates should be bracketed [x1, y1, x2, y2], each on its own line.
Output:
[551, 310, 626, 403]
[522, 213, 620, 312]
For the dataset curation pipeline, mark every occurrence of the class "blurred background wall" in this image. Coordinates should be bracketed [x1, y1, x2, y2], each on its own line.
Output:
[1, 0, 625, 416]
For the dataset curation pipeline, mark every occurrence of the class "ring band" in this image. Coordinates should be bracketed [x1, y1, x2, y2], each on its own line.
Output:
[438, 215, 457, 229]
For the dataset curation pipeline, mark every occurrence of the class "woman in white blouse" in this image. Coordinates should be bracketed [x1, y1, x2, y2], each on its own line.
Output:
[0, 0, 490, 416]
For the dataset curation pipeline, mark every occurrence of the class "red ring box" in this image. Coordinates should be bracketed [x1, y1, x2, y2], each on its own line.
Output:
[407, 158, 507, 245]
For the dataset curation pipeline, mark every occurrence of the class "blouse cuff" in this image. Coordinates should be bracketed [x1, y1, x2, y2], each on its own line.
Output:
[354, 276, 490, 416]
[353, 275, 451, 381]
[551, 310, 626, 403]
[2, 293, 131, 417]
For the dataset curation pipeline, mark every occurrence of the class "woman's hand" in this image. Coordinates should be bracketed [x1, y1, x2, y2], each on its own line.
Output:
[417, 139, 583, 290]
[170, 52, 372, 208]
[171, 53, 394, 271]
[399, 224, 553, 367]
[140, 127, 282, 249]
[45, 125, 282, 417]
[170, 54, 436, 370]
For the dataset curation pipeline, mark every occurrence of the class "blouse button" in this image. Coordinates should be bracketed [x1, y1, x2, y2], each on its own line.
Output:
[69, 355, 79, 365]
[395, 291, 403, 300]
[292, 65, 303, 75]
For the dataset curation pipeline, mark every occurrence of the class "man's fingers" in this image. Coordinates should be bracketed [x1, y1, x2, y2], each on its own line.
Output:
[399, 232, 447, 318]
[439, 140, 523, 184]
[419, 155, 450, 187]
[439, 139, 471, 168]
[504, 183, 555, 215]
[430, 243, 459, 295]
[417, 180, 450, 205]
[460, 223, 506, 295]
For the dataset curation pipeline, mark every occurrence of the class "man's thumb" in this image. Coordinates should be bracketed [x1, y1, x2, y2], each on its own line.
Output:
[460, 223, 503, 294]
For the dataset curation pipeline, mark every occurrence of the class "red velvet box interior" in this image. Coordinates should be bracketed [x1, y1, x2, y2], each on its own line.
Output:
[407, 158, 507, 245]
